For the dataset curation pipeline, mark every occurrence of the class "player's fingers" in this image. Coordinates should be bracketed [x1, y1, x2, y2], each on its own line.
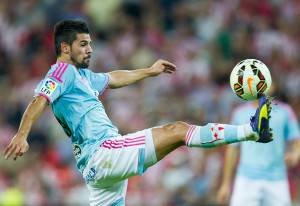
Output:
[19, 146, 28, 156]
[14, 153, 23, 160]
[4, 144, 16, 159]
[163, 65, 176, 73]
[13, 146, 21, 160]
[22, 146, 29, 153]
[162, 62, 176, 70]
[163, 60, 176, 67]
[12, 145, 21, 156]
[4, 144, 11, 156]
[163, 64, 176, 72]
[163, 68, 174, 74]
[165, 65, 176, 72]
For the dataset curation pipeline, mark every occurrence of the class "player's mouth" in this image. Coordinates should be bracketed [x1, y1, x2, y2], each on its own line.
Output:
[84, 57, 91, 64]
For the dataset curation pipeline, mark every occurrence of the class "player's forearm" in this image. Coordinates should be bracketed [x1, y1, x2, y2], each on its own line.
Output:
[17, 96, 48, 139]
[292, 140, 300, 160]
[221, 146, 238, 186]
[108, 68, 152, 88]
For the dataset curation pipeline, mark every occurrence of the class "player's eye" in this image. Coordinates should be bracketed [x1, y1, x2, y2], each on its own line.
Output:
[80, 41, 89, 47]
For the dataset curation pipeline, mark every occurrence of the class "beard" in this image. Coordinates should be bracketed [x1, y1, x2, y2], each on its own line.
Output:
[71, 55, 90, 68]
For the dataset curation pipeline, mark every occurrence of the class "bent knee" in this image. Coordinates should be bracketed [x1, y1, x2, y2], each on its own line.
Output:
[162, 121, 189, 135]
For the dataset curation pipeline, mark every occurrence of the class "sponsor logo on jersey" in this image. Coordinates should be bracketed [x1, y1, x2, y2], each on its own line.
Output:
[40, 78, 57, 96]
[73, 144, 81, 159]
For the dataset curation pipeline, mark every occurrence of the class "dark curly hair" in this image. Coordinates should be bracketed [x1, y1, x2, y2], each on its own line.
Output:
[54, 19, 90, 57]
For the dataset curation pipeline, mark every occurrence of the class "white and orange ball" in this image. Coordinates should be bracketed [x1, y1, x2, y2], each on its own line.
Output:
[230, 59, 272, 100]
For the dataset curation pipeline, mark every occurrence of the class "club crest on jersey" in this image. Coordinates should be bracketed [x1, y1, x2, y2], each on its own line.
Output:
[73, 144, 81, 159]
[40, 78, 57, 96]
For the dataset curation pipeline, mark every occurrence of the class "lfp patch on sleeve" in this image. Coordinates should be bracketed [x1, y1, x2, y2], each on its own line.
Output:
[39, 78, 58, 96]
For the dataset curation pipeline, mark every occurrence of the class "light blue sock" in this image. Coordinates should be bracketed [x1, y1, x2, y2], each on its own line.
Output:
[185, 123, 257, 148]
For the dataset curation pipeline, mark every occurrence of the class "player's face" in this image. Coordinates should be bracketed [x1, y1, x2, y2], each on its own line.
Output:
[70, 33, 93, 68]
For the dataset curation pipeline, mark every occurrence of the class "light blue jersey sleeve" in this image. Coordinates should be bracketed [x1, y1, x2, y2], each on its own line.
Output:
[283, 104, 300, 141]
[82, 69, 109, 95]
[34, 63, 75, 103]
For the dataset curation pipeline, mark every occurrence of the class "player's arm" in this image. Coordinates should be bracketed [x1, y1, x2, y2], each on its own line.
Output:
[285, 139, 300, 167]
[284, 105, 300, 167]
[107, 59, 176, 89]
[4, 96, 48, 160]
[217, 145, 239, 204]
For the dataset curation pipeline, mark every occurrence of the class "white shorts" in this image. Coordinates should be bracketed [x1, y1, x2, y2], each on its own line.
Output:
[83, 129, 157, 206]
[230, 176, 291, 206]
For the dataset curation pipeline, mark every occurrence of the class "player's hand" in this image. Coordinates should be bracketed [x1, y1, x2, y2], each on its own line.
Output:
[285, 152, 300, 168]
[217, 183, 231, 204]
[149, 59, 176, 76]
[4, 134, 29, 160]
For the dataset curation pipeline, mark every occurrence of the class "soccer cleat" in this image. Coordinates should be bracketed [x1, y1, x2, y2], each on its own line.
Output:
[250, 95, 273, 143]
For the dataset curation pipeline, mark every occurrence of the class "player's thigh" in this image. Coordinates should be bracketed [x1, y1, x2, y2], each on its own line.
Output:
[83, 129, 157, 186]
[87, 179, 128, 206]
[263, 180, 291, 206]
[230, 176, 262, 206]
[151, 121, 189, 160]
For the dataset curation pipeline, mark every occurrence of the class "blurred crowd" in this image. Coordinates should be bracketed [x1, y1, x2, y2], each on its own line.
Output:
[0, 0, 300, 205]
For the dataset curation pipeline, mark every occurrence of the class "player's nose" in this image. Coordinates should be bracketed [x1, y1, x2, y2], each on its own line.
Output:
[87, 45, 93, 54]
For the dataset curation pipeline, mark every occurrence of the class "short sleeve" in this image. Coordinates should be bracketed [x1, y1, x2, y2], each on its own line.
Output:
[83, 69, 109, 95]
[34, 63, 75, 103]
[284, 105, 300, 141]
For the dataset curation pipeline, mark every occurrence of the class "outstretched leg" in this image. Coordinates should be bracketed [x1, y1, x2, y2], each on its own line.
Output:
[151, 95, 272, 161]
[151, 121, 255, 161]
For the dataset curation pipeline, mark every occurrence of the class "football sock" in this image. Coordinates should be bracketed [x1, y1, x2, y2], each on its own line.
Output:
[185, 123, 257, 148]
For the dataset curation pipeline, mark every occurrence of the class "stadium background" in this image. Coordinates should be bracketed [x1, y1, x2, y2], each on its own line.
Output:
[0, 0, 300, 205]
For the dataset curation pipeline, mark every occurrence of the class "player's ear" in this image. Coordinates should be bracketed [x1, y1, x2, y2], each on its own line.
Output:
[61, 42, 70, 54]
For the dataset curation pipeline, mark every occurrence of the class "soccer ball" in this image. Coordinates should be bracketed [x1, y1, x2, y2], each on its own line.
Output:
[230, 59, 272, 100]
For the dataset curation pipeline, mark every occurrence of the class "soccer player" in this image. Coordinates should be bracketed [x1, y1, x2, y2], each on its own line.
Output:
[217, 97, 300, 206]
[4, 20, 273, 206]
